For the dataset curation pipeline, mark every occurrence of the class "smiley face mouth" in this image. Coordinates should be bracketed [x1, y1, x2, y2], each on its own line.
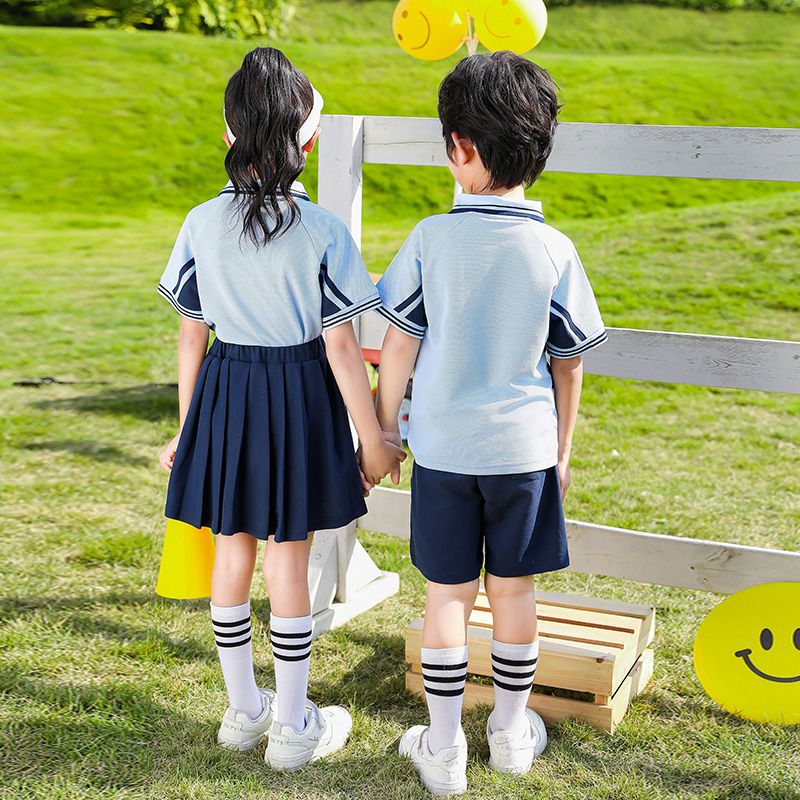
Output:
[735, 649, 800, 683]
[411, 11, 432, 50]
[483, 9, 510, 39]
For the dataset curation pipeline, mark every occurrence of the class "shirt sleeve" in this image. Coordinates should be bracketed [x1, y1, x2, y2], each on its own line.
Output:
[157, 217, 204, 322]
[546, 244, 607, 359]
[375, 225, 427, 340]
[319, 218, 381, 329]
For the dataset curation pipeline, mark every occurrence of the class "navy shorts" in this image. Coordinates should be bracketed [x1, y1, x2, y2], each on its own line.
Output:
[410, 463, 569, 584]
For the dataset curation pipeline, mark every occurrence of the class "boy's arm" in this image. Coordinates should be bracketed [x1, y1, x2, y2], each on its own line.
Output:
[550, 355, 584, 499]
[375, 325, 421, 483]
[325, 322, 406, 486]
[160, 317, 209, 472]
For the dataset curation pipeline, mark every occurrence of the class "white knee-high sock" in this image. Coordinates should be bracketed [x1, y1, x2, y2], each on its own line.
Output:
[210, 600, 263, 719]
[270, 613, 312, 733]
[490, 639, 539, 736]
[421, 645, 468, 754]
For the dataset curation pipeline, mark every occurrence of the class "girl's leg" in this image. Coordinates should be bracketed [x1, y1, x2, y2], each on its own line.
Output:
[484, 572, 538, 735]
[210, 533, 263, 719]
[420, 579, 480, 753]
[263, 535, 314, 732]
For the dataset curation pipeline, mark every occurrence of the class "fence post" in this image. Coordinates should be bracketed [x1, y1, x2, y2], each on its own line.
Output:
[308, 114, 400, 635]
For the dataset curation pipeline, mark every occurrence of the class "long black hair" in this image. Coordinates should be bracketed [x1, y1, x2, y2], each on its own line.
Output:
[223, 47, 314, 245]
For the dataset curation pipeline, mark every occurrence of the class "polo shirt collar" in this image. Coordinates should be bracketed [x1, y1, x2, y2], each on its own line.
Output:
[451, 191, 544, 222]
[218, 180, 310, 201]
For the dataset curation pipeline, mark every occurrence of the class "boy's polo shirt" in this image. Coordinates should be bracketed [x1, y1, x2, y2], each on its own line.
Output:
[377, 192, 607, 476]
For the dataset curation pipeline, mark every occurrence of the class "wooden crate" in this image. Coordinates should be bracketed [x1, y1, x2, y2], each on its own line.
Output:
[405, 590, 655, 734]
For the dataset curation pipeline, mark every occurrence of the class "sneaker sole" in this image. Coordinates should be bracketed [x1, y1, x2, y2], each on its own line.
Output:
[416, 769, 467, 797]
[265, 722, 353, 772]
[217, 732, 267, 752]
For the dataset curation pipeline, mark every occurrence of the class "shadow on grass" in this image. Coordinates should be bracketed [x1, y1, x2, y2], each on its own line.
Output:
[0, 662, 426, 800]
[0, 591, 210, 619]
[20, 439, 150, 466]
[1, 598, 795, 799]
[36, 383, 177, 423]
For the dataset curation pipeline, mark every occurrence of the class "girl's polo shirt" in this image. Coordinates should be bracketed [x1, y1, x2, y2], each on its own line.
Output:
[377, 192, 607, 476]
[158, 181, 380, 346]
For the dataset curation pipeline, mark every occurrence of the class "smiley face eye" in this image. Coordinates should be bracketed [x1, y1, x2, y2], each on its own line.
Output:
[760, 628, 773, 650]
[794, 628, 800, 650]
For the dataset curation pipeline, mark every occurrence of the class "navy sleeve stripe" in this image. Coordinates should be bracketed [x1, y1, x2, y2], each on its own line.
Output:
[547, 329, 607, 358]
[320, 262, 353, 308]
[394, 285, 423, 314]
[157, 284, 204, 321]
[547, 327, 606, 354]
[171, 258, 196, 295]
[376, 305, 425, 339]
[550, 299, 587, 341]
[322, 295, 381, 329]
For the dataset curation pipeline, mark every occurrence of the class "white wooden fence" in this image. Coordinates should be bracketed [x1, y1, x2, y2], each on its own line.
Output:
[309, 116, 800, 630]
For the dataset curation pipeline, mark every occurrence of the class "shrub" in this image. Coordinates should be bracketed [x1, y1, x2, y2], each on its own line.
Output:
[0, 0, 296, 37]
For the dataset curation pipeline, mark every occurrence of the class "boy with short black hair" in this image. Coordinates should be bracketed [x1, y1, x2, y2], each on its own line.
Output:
[374, 52, 606, 795]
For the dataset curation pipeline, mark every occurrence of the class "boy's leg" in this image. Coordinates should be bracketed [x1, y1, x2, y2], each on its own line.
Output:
[210, 532, 263, 720]
[484, 572, 538, 736]
[421, 578, 480, 753]
[262, 535, 314, 732]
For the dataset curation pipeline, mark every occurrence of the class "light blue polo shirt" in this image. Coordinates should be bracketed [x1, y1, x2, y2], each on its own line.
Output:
[377, 192, 607, 476]
[158, 181, 380, 346]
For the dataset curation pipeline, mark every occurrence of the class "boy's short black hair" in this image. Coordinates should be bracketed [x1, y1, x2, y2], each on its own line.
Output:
[438, 52, 560, 190]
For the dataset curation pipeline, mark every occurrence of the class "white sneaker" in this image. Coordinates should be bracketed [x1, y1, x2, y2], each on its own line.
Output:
[398, 725, 467, 796]
[264, 700, 352, 771]
[486, 707, 548, 774]
[217, 688, 276, 752]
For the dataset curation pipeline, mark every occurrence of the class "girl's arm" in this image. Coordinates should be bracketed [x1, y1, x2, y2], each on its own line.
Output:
[325, 322, 406, 486]
[550, 355, 583, 499]
[374, 325, 421, 483]
[159, 317, 210, 472]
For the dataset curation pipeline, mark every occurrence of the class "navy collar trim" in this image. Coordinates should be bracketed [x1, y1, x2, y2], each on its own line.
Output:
[448, 205, 544, 223]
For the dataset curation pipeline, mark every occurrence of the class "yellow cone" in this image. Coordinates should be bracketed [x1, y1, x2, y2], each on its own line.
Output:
[156, 519, 215, 600]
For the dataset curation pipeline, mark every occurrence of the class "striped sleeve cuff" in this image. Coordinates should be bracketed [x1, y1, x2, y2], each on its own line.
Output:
[376, 305, 426, 340]
[546, 328, 608, 359]
[322, 293, 382, 330]
[157, 283, 204, 322]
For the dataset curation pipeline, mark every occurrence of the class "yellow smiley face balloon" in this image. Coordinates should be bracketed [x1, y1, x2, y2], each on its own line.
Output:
[693, 582, 800, 724]
[473, 0, 547, 54]
[393, 0, 468, 61]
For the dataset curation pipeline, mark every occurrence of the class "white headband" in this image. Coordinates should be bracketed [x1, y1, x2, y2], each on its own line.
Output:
[224, 86, 324, 147]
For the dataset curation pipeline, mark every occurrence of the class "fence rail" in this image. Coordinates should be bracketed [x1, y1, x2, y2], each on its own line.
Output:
[363, 116, 800, 181]
[359, 489, 800, 596]
[360, 315, 800, 394]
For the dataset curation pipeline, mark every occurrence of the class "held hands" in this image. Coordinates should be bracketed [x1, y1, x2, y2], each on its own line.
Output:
[357, 429, 406, 494]
[159, 432, 181, 472]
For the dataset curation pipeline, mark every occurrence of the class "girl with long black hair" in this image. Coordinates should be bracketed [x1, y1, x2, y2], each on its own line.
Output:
[157, 47, 404, 770]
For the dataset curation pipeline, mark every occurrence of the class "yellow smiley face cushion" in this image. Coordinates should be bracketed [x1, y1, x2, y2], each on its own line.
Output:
[472, 0, 547, 54]
[693, 582, 800, 724]
[392, 0, 468, 61]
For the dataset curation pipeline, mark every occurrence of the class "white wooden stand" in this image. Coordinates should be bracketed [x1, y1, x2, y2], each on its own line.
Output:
[308, 115, 399, 636]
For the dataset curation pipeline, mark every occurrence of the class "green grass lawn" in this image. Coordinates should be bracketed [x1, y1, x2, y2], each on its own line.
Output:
[1, 2, 799, 798]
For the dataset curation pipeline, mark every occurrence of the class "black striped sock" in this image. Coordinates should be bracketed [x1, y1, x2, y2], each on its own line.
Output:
[212, 614, 252, 648]
[490, 639, 539, 734]
[421, 645, 468, 753]
[269, 613, 313, 732]
[209, 600, 262, 719]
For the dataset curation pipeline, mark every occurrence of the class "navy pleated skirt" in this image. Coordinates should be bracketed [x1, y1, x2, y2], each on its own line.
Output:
[165, 337, 367, 541]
